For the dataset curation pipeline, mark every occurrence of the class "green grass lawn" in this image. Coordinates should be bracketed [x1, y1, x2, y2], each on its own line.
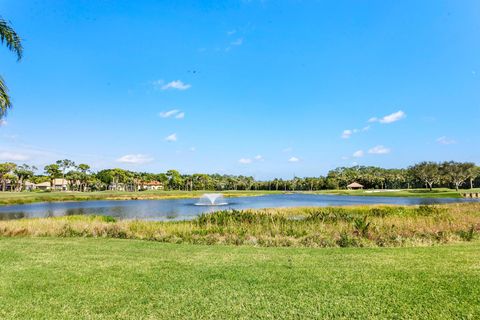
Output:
[1, 238, 479, 319]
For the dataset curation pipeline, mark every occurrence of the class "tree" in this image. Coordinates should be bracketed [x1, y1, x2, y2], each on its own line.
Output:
[14, 164, 36, 191]
[65, 170, 82, 191]
[44, 164, 61, 191]
[110, 168, 129, 190]
[77, 164, 91, 191]
[56, 159, 75, 190]
[155, 173, 169, 189]
[467, 166, 480, 189]
[441, 161, 475, 191]
[409, 162, 440, 190]
[166, 170, 183, 190]
[0, 162, 16, 191]
[0, 17, 23, 118]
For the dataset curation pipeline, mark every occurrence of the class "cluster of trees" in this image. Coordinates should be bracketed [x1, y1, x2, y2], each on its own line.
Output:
[0, 159, 479, 192]
[326, 162, 480, 191]
[0, 163, 36, 191]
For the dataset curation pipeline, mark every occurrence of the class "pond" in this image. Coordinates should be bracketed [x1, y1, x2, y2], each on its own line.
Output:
[0, 193, 477, 221]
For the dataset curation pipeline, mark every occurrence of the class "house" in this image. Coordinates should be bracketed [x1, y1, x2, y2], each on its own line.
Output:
[26, 179, 68, 191]
[141, 181, 164, 191]
[34, 181, 51, 190]
[108, 181, 164, 191]
[108, 183, 127, 191]
[347, 182, 364, 190]
[52, 178, 68, 191]
[24, 181, 36, 191]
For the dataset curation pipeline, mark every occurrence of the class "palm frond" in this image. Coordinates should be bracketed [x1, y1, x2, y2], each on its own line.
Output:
[0, 18, 22, 60]
[0, 76, 11, 118]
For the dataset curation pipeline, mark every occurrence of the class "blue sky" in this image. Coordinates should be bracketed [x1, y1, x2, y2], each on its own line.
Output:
[0, 0, 479, 179]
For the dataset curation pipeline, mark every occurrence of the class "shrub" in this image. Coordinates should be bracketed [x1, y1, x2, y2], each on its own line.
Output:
[458, 225, 476, 241]
[353, 216, 371, 237]
[305, 208, 354, 223]
[415, 205, 446, 217]
[337, 232, 358, 247]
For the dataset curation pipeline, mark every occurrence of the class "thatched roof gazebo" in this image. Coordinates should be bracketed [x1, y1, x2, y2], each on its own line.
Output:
[347, 182, 364, 190]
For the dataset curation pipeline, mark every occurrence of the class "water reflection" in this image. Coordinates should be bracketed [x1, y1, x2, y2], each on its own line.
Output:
[0, 194, 477, 221]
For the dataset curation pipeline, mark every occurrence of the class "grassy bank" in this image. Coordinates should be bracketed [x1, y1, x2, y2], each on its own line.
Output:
[318, 188, 469, 198]
[0, 190, 282, 206]
[0, 237, 479, 319]
[1, 203, 479, 247]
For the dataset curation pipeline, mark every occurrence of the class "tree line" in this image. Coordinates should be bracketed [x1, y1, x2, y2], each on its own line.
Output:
[0, 159, 479, 192]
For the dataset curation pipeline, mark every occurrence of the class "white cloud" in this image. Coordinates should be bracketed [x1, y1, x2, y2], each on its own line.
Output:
[380, 111, 406, 124]
[0, 151, 28, 161]
[165, 133, 177, 142]
[116, 154, 153, 164]
[189, 147, 196, 152]
[175, 112, 185, 119]
[368, 145, 391, 154]
[160, 80, 191, 91]
[254, 155, 264, 161]
[159, 109, 180, 118]
[231, 38, 243, 46]
[239, 158, 252, 164]
[353, 150, 364, 158]
[341, 126, 370, 139]
[288, 156, 300, 163]
[0, 119, 7, 126]
[239, 155, 264, 164]
[436, 136, 456, 145]
[159, 109, 185, 119]
[282, 147, 292, 153]
[369, 110, 406, 124]
[341, 129, 353, 139]
[227, 30, 236, 36]
[341, 156, 349, 160]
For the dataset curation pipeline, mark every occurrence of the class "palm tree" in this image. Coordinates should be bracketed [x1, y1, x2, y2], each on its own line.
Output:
[0, 17, 23, 118]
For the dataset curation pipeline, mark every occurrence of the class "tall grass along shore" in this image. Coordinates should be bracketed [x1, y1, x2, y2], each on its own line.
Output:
[1, 203, 478, 248]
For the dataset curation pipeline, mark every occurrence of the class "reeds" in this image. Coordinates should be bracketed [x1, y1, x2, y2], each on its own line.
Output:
[0, 203, 479, 247]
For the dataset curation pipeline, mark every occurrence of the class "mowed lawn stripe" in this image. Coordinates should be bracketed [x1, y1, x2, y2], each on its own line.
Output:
[0, 238, 479, 319]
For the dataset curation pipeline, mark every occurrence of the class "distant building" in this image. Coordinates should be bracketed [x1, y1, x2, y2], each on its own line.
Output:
[141, 181, 164, 191]
[24, 181, 36, 191]
[52, 178, 68, 191]
[347, 182, 364, 190]
[108, 183, 128, 191]
[34, 181, 51, 191]
[21, 179, 68, 191]
[108, 181, 164, 191]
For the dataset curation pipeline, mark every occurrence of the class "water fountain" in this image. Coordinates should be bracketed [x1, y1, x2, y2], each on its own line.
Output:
[195, 193, 228, 206]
